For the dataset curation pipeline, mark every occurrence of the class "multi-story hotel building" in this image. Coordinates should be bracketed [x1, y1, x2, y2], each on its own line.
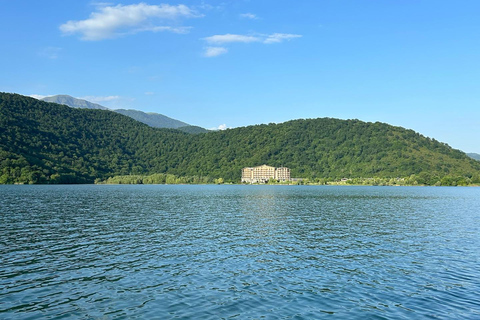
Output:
[241, 165, 291, 183]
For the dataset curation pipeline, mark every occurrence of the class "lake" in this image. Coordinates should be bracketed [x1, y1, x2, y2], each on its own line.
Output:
[1, 185, 480, 319]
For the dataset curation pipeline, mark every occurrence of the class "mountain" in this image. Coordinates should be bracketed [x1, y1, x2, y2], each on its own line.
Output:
[2, 93, 480, 185]
[114, 109, 189, 129]
[41, 94, 203, 131]
[41, 95, 109, 110]
[468, 153, 480, 161]
[2, 93, 186, 183]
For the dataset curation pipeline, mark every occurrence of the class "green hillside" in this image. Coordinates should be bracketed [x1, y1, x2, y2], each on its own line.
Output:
[1, 93, 479, 185]
[177, 125, 210, 134]
[1, 93, 188, 183]
[171, 119, 480, 185]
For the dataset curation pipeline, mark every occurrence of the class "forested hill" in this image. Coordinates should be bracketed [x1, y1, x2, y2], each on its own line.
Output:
[183, 118, 480, 184]
[1, 92, 480, 185]
[1, 93, 189, 183]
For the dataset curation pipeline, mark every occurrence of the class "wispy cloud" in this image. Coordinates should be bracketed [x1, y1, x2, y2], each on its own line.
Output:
[203, 33, 302, 45]
[38, 47, 62, 59]
[204, 46, 228, 57]
[202, 32, 302, 56]
[135, 25, 192, 34]
[203, 34, 260, 44]
[239, 13, 258, 20]
[60, 3, 201, 40]
[264, 33, 302, 44]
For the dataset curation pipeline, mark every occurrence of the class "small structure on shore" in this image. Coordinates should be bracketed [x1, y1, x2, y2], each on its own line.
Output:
[241, 165, 291, 184]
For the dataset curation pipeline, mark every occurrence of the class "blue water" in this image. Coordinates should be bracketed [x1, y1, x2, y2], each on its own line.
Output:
[1, 185, 480, 319]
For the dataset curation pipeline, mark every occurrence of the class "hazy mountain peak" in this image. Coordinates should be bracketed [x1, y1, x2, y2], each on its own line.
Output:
[113, 109, 189, 129]
[41, 94, 196, 130]
[42, 95, 110, 110]
[467, 153, 480, 161]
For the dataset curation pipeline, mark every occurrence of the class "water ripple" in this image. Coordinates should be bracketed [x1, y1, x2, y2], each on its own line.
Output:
[1, 185, 480, 319]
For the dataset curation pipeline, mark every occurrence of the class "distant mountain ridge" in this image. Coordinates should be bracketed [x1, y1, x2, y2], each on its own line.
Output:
[40, 94, 205, 132]
[42, 95, 109, 110]
[114, 109, 188, 129]
[468, 153, 480, 161]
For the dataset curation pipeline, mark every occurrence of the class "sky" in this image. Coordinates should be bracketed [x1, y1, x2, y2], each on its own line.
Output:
[1, 0, 479, 153]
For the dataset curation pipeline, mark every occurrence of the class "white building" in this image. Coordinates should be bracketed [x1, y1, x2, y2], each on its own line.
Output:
[241, 165, 291, 183]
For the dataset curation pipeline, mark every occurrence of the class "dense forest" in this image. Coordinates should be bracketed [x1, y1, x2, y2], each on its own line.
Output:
[1, 92, 480, 185]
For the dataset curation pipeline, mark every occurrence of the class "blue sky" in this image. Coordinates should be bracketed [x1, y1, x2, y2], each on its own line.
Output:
[1, 1, 479, 152]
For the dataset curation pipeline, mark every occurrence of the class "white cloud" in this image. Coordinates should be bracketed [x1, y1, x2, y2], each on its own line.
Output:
[30, 94, 48, 100]
[80, 95, 120, 103]
[144, 92, 155, 95]
[203, 34, 260, 44]
[136, 25, 192, 34]
[201, 32, 302, 56]
[209, 124, 228, 130]
[264, 33, 302, 44]
[60, 3, 201, 40]
[240, 13, 258, 20]
[204, 46, 228, 57]
[203, 33, 302, 45]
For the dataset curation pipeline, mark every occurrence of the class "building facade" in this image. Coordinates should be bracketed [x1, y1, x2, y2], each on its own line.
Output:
[241, 165, 291, 183]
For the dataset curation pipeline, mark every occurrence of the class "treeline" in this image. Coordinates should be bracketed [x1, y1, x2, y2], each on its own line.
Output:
[101, 173, 480, 186]
[306, 173, 480, 186]
[1, 92, 480, 185]
[97, 173, 223, 185]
